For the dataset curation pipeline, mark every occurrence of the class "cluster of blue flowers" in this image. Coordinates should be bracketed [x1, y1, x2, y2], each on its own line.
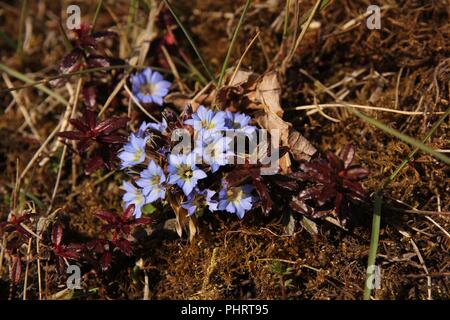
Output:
[119, 68, 257, 219]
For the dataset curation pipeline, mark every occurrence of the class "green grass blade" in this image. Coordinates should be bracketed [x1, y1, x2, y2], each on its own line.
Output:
[363, 106, 450, 300]
[91, 0, 104, 33]
[0, 63, 68, 105]
[298, 0, 331, 25]
[351, 108, 450, 165]
[162, 0, 216, 84]
[283, 0, 291, 38]
[126, 0, 139, 38]
[17, 0, 28, 54]
[217, 0, 252, 88]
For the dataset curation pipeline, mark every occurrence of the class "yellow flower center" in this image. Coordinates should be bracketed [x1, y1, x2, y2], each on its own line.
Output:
[227, 188, 243, 204]
[140, 83, 156, 96]
[132, 149, 143, 162]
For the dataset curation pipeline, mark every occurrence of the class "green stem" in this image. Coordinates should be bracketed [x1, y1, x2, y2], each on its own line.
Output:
[0, 63, 68, 105]
[283, 0, 291, 38]
[91, 0, 104, 33]
[17, 0, 28, 55]
[217, 0, 252, 88]
[351, 108, 450, 165]
[162, 0, 216, 84]
[363, 106, 450, 300]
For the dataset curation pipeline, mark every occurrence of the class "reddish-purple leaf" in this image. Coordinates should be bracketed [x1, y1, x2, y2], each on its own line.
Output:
[77, 138, 94, 153]
[83, 109, 97, 130]
[133, 217, 152, 226]
[251, 175, 272, 216]
[342, 167, 369, 181]
[58, 246, 80, 260]
[98, 135, 128, 144]
[123, 204, 135, 220]
[52, 224, 63, 246]
[100, 251, 112, 271]
[59, 49, 83, 74]
[339, 144, 355, 169]
[85, 155, 105, 175]
[270, 175, 299, 191]
[69, 118, 90, 132]
[114, 239, 132, 256]
[96, 210, 118, 224]
[82, 86, 97, 108]
[95, 117, 129, 135]
[86, 56, 110, 68]
[290, 197, 313, 215]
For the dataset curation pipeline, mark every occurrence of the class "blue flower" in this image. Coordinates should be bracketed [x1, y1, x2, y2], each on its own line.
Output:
[182, 188, 218, 216]
[122, 181, 146, 218]
[131, 67, 171, 105]
[167, 153, 207, 196]
[138, 118, 168, 137]
[136, 160, 166, 202]
[224, 111, 256, 135]
[219, 184, 254, 219]
[118, 133, 149, 169]
[184, 105, 226, 138]
[194, 135, 233, 172]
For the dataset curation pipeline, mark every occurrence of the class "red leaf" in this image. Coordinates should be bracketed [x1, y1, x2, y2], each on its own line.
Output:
[59, 49, 83, 74]
[98, 134, 128, 144]
[290, 197, 313, 215]
[85, 155, 105, 175]
[83, 109, 97, 130]
[52, 224, 63, 246]
[343, 167, 369, 181]
[82, 86, 97, 108]
[86, 56, 110, 69]
[58, 245, 80, 260]
[133, 217, 151, 226]
[94, 117, 129, 135]
[114, 239, 132, 256]
[100, 251, 112, 271]
[251, 175, 272, 216]
[123, 204, 135, 220]
[339, 144, 355, 169]
[69, 119, 90, 132]
[77, 138, 94, 153]
[95, 210, 118, 224]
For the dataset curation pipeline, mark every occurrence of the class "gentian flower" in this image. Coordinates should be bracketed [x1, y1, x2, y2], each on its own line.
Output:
[131, 67, 171, 105]
[195, 135, 233, 172]
[167, 153, 207, 196]
[118, 133, 149, 169]
[184, 106, 226, 138]
[219, 184, 254, 219]
[182, 188, 218, 216]
[136, 160, 166, 202]
[224, 111, 256, 135]
[122, 181, 146, 218]
[138, 119, 168, 137]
